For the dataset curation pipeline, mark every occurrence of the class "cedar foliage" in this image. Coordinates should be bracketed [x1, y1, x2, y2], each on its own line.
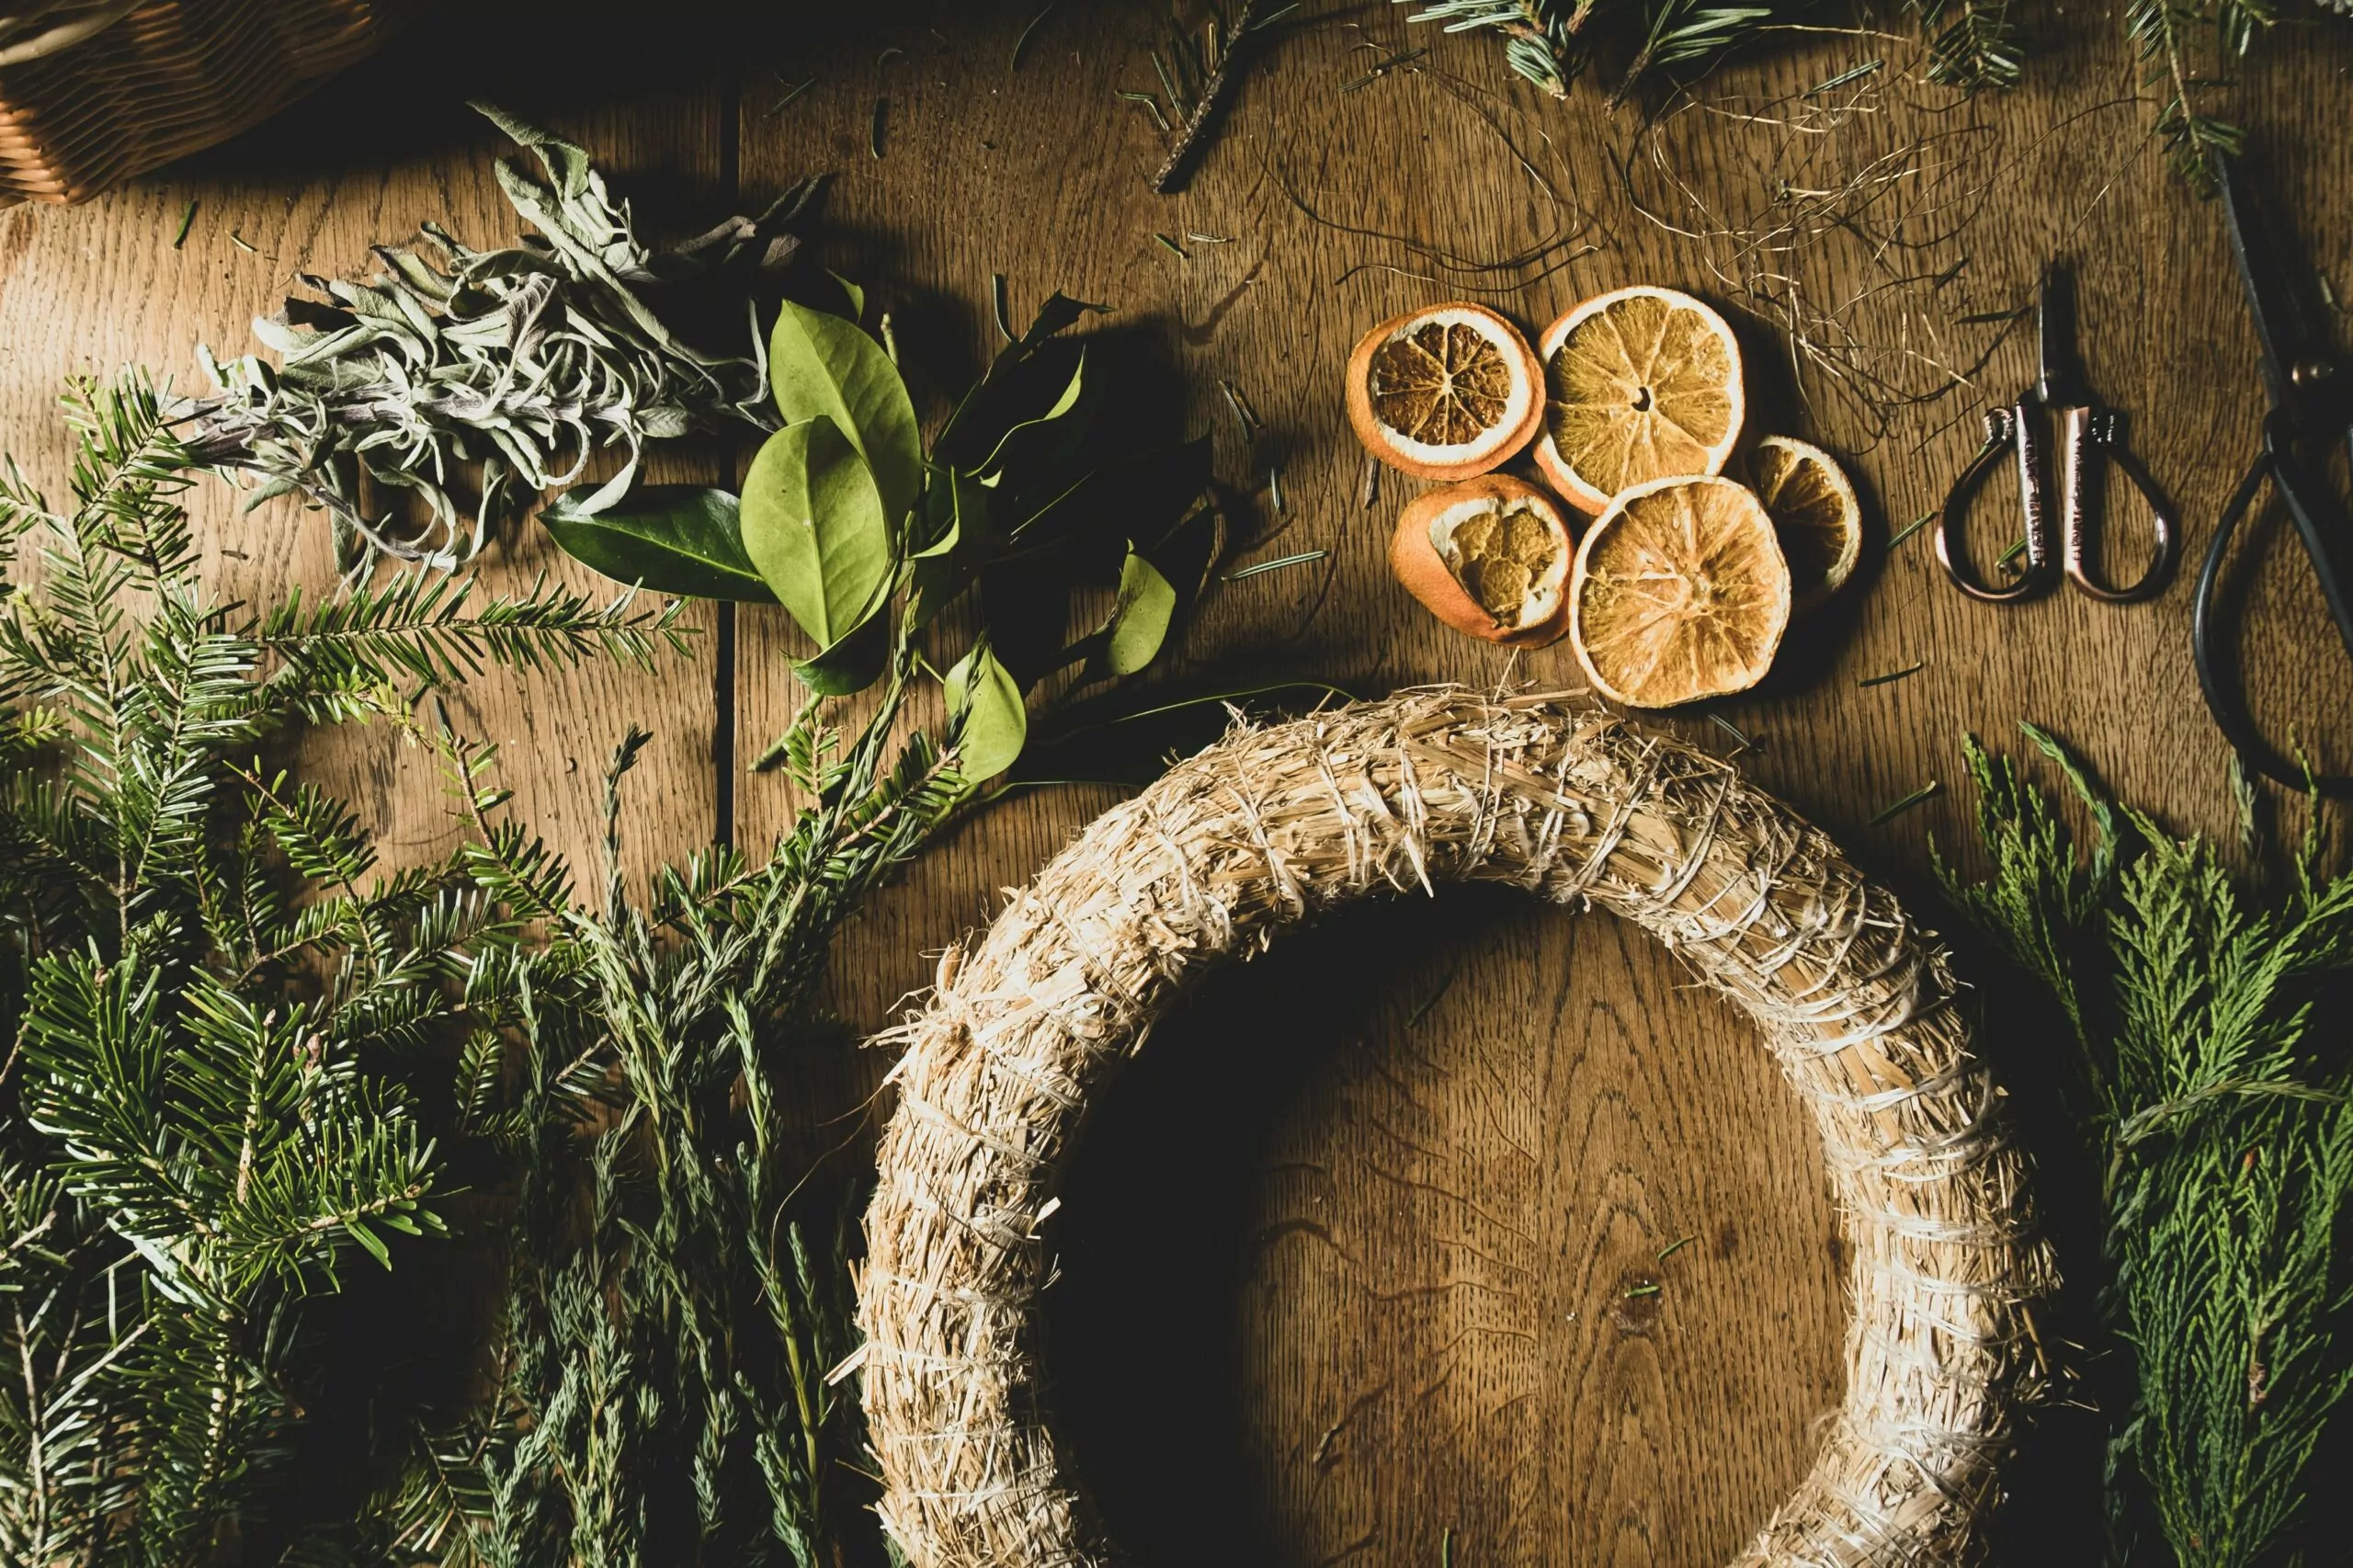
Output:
[1942, 725, 2353, 1567]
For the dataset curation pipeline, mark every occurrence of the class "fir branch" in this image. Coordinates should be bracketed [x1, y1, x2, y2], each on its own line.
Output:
[1912, 0, 2023, 89]
[1130, 0, 1302, 192]
[1398, 0, 1588, 97]
[1612, 0, 1779, 104]
[2124, 0, 2271, 185]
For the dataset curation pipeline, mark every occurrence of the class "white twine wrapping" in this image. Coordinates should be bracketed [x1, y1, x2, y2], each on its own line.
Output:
[859, 689, 2052, 1568]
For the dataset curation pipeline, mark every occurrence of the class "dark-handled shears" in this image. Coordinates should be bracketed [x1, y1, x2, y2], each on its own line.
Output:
[1937, 261, 2181, 604]
[2193, 147, 2353, 793]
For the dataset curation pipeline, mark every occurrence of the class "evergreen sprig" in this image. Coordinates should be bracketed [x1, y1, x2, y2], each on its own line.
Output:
[1942, 725, 2353, 1567]
[0, 371, 697, 1563]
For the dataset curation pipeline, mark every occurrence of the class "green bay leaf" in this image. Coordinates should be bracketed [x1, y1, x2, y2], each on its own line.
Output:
[540, 485, 777, 603]
[944, 640, 1028, 782]
[768, 299, 922, 531]
[1104, 545, 1176, 676]
[741, 416, 892, 647]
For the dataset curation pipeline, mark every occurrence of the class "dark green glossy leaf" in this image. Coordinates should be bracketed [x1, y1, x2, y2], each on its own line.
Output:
[911, 466, 992, 630]
[945, 640, 1028, 781]
[794, 609, 892, 696]
[540, 485, 777, 603]
[768, 299, 923, 529]
[741, 416, 892, 646]
[975, 347, 1090, 479]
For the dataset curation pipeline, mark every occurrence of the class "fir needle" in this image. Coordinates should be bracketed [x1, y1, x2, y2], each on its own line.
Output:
[1117, 90, 1172, 134]
[768, 76, 814, 114]
[1186, 231, 1233, 244]
[1340, 46, 1425, 91]
[1010, 2, 1058, 72]
[1708, 712, 1754, 755]
[1656, 1235, 1696, 1261]
[1997, 536, 2029, 572]
[1808, 58, 1882, 94]
[1622, 1282, 1662, 1298]
[1407, 970, 1456, 1028]
[1267, 464, 1283, 513]
[1218, 378, 1261, 432]
[1223, 548, 1324, 581]
[1869, 779, 1941, 826]
[229, 232, 256, 254]
[1889, 512, 1935, 550]
[1153, 232, 1188, 259]
[991, 273, 1014, 342]
[870, 97, 888, 160]
[1360, 454, 1381, 508]
[1857, 660, 1925, 688]
[172, 200, 198, 249]
[1441, 1526, 1454, 1568]
[876, 46, 905, 66]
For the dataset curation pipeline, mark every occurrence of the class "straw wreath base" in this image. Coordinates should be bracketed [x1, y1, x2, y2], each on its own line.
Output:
[858, 688, 2053, 1567]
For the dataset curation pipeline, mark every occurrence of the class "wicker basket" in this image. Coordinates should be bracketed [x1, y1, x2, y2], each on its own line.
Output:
[0, 0, 422, 204]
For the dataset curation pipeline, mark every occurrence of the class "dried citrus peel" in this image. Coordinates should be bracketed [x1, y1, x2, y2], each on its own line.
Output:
[1347, 302, 1542, 482]
[1390, 473, 1574, 646]
[1535, 285, 1745, 514]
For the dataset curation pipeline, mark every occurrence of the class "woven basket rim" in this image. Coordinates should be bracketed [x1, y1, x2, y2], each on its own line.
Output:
[0, 1, 140, 67]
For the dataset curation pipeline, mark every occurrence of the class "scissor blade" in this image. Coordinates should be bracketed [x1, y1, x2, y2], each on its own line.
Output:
[2036, 262, 2085, 404]
[2214, 146, 2333, 427]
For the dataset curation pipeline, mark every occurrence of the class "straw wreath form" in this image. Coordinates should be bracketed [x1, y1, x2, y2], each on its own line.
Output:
[858, 687, 2053, 1567]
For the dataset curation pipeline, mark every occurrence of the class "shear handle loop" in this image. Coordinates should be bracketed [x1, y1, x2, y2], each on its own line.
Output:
[2191, 434, 2353, 794]
[1937, 403, 2051, 603]
[2060, 407, 2182, 603]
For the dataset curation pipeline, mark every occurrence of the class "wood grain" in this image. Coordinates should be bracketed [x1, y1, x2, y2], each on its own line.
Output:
[6, 2, 2349, 1562]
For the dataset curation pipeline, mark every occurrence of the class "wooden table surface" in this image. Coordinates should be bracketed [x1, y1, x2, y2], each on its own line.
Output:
[6, 3, 2348, 1562]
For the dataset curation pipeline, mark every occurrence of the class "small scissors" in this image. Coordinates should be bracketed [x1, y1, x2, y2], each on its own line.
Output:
[2193, 147, 2353, 793]
[1936, 262, 2181, 604]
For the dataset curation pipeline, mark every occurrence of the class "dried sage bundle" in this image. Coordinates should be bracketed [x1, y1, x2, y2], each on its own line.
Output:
[187, 105, 818, 569]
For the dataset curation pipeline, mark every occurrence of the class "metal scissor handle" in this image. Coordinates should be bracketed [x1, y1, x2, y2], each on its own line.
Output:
[2191, 411, 2353, 793]
[2055, 405, 2180, 603]
[1937, 403, 2054, 602]
[1938, 398, 2179, 604]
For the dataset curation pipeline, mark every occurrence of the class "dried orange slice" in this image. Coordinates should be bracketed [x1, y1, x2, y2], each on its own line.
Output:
[1534, 285, 1745, 515]
[1749, 435, 1862, 612]
[1569, 474, 1790, 708]
[1390, 473, 1574, 645]
[1347, 302, 1542, 482]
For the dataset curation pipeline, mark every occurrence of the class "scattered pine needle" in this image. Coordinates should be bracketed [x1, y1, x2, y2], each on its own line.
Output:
[1656, 1235, 1696, 1261]
[768, 75, 815, 115]
[991, 273, 1014, 342]
[1441, 1526, 1454, 1568]
[1809, 58, 1882, 95]
[1623, 1282, 1663, 1299]
[1010, 3, 1058, 73]
[1858, 660, 1926, 688]
[171, 200, 198, 249]
[1360, 455, 1381, 508]
[876, 46, 905, 66]
[1224, 548, 1324, 582]
[1186, 231, 1233, 244]
[1117, 90, 1173, 134]
[1341, 46, 1425, 92]
[1868, 779, 1941, 826]
[1406, 970, 1456, 1028]
[870, 97, 888, 160]
[1708, 711, 1754, 756]
[1153, 232, 1188, 258]
[229, 231, 256, 254]
[1267, 464, 1283, 513]
[1889, 512, 1936, 550]
[1218, 377, 1262, 433]
[1997, 536, 2029, 571]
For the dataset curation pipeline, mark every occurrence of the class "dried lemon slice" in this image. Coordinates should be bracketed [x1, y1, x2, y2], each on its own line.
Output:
[1390, 473, 1574, 645]
[1569, 474, 1790, 708]
[1347, 302, 1542, 482]
[1749, 435, 1862, 612]
[1534, 285, 1745, 515]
